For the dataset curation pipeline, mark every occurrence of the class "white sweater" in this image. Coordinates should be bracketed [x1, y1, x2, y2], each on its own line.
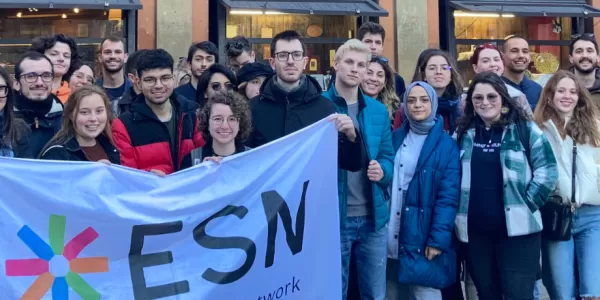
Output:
[543, 120, 600, 206]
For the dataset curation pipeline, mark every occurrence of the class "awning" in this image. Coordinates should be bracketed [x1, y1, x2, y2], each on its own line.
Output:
[220, 0, 388, 17]
[450, 0, 600, 17]
[0, 0, 142, 9]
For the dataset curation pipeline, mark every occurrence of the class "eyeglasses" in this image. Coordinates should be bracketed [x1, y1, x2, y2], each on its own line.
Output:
[0, 85, 8, 97]
[571, 33, 595, 41]
[425, 65, 452, 72]
[274, 51, 304, 62]
[141, 75, 174, 87]
[210, 82, 233, 92]
[210, 115, 239, 126]
[20, 72, 53, 83]
[371, 56, 389, 64]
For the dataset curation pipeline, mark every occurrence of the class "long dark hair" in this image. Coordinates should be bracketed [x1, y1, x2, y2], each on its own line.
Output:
[457, 71, 530, 137]
[410, 49, 464, 98]
[0, 66, 21, 149]
[196, 64, 237, 105]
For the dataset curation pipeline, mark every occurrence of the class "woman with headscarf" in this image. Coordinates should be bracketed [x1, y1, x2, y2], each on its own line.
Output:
[393, 49, 464, 139]
[386, 81, 460, 299]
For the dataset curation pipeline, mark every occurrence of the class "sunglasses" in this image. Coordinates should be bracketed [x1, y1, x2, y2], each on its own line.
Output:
[475, 42, 498, 48]
[571, 33, 595, 41]
[210, 82, 233, 91]
[371, 56, 389, 64]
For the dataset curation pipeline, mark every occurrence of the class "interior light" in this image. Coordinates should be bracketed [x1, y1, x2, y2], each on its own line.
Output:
[61, 13, 67, 19]
[229, 10, 285, 15]
[453, 11, 515, 18]
[16, 12, 22, 18]
[73, 8, 80, 13]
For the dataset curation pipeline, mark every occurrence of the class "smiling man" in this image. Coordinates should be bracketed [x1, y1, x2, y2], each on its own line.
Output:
[13, 51, 64, 158]
[501, 35, 542, 110]
[569, 34, 600, 105]
[322, 39, 394, 300]
[112, 49, 204, 176]
[97, 36, 133, 112]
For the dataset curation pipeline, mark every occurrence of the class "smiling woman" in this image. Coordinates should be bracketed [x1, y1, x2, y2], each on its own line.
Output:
[39, 85, 120, 164]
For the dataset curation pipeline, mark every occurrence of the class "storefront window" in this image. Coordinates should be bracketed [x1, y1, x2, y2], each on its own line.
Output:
[453, 13, 574, 82]
[0, 8, 123, 72]
[226, 13, 354, 81]
[226, 14, 356, 39]
[456, 44, 571, 85]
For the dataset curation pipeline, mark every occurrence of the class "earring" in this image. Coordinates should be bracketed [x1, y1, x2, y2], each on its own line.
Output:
[501, 106, 510, 114]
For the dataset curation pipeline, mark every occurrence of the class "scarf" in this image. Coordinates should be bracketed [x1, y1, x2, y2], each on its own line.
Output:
[402, 81, 438, 135]
[14, 92, 54, 117]
[437, 90, 460, 135]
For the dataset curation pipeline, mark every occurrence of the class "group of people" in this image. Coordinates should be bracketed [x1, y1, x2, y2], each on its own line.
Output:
[0, 19, 598, 300]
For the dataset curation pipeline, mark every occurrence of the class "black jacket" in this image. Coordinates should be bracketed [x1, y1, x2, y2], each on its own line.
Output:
[246, 75, 363, 171]
[14, 94, 63, 158]
[112, 86, 137, 116]
[39, 134, 120, 163]
[0, 116, 32, 158]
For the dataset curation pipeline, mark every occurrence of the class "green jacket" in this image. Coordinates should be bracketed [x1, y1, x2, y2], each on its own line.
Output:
[455, 121, 558, 242]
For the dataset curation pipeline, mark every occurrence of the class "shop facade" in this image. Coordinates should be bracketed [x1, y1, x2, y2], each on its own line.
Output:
[0, 0, 141, 73]
[208, 0, 388, 88]
[438, 0, 600, 81]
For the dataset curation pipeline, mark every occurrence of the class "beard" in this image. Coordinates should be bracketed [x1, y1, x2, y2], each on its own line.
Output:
[103, 61, 124, 74]
[574, 60, 596, 75]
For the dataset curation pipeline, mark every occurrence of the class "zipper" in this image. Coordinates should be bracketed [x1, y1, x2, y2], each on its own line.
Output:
[283, 96, 289, 134]
[34, 117, 39, 129]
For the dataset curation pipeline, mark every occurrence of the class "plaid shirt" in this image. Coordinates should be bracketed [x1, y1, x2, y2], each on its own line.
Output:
[455, 121, 558, 242]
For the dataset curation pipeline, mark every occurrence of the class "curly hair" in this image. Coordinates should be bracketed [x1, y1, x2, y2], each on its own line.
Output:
[198, 90, 252, 142]
[457, 71, 531, 137]
[534, 70, 600, 146]
[29, 34, 81, 81]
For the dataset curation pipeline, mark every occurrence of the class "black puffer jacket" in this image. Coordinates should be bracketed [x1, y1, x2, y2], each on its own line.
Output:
[246, 75, 363, 171]
[39, 134, 120, 163]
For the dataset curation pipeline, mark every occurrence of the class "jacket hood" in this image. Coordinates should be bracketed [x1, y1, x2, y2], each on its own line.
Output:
[259, 74, 323, 104]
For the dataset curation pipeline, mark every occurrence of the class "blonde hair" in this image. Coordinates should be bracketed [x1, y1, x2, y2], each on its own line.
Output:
[335, 39, 372, 62]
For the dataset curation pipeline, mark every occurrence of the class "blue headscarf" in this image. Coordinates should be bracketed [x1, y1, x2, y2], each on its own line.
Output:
[402, 81, 438, 135]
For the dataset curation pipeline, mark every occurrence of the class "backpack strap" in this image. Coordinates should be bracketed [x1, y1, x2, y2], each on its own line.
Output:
[190, 148, 203, 166]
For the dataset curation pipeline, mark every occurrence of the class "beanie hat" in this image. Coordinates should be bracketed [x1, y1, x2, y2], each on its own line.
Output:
[237, 62, 274, 88]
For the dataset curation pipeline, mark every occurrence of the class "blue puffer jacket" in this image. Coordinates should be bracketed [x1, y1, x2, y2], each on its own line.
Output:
[392, 117, 460, 289]
[323, 85, 394, 230]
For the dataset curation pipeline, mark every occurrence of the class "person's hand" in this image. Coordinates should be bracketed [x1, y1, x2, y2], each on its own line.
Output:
[425, 247, 441, 261]
[328, 113, 356, 142]
[98, 159, 111, 165]
[203, 156, 222, 164]
[367, 160, 384, 182]
[150, 169, 166, 177]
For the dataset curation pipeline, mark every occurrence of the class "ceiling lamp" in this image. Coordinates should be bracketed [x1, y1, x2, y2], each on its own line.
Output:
[16, 12, 22, 18]
[61, 13, 67, 19]
[73, 8, 80, 13]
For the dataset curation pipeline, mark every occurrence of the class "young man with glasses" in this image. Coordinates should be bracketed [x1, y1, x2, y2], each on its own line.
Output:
[13, 51, 64, 158]
[569, 33, 600, 104]
[246, 30, 364, 172]
[112, 49, 204, 176]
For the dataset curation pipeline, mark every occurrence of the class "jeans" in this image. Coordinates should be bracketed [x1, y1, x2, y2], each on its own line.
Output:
[466, 230, 541, 300]
[341, 216, 387, 300]
[542, 205, 600, 300]
[385, 259, 442, 300]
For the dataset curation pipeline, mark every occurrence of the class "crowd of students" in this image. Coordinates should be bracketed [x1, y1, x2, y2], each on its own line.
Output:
[1, 20, 599, 300]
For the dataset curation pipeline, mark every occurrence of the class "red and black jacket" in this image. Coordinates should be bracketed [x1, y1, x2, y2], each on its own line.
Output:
[112, 94, 204, 174]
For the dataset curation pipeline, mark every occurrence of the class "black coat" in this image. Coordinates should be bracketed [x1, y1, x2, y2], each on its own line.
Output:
[39, 134, 120, 164]
[14, 94, 63, 158]
[246, 75, 363, 172]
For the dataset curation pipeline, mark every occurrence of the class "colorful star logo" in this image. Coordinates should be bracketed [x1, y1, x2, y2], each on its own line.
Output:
[5, 214, 109, 299]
